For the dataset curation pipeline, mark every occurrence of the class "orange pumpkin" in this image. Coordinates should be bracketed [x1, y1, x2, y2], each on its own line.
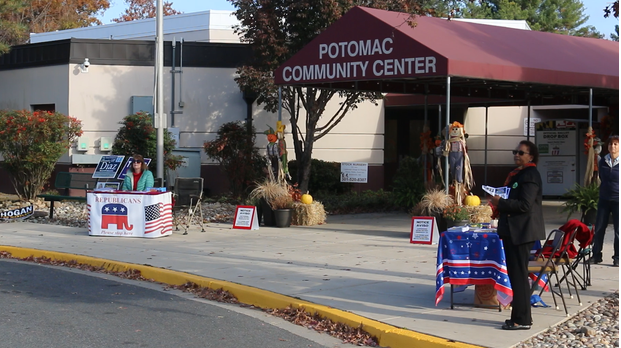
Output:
[267, 134, 277, 143]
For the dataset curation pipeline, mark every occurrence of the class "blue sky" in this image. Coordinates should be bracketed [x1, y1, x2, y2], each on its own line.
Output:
[99, 0, 618, 38]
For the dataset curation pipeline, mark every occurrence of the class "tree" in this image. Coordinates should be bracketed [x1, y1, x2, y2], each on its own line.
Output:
[204, 121, 267, 198]
[111, 112, 183, 176]
[0, 110, 82, 200]
[0, 0, 110, 53]
[455, 0, 602, 38]
[112, 0, 182, 22]
[230, 0, 429, 193]
[604, 1, 619, 19]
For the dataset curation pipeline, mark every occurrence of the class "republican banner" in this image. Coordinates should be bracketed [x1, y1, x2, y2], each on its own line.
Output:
[87, 192, 173, 238]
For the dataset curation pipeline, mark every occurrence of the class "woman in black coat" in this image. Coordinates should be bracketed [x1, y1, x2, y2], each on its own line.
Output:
[491, 140, 546, 330]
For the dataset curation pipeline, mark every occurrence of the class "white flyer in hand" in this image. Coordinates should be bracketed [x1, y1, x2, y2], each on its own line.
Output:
[482, 185, 511, 199]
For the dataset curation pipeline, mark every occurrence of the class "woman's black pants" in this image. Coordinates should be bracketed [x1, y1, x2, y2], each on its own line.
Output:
[503, 239, 535, 326]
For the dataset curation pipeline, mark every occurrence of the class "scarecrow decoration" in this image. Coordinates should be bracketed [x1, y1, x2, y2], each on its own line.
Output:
[583, 127, 602, 187]
[265, 126, 280, 179]
[276, 121, 290, 180]
[442, 121, 474, 204]
[265, 121, 290, 181]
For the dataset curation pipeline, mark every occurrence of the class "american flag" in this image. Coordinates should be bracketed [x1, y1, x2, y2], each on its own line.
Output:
[436, 231, 513, 306]
[144, 202, 173, 234]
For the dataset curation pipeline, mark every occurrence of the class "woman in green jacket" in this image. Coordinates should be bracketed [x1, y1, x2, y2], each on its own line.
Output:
[122, 154, 154, 191]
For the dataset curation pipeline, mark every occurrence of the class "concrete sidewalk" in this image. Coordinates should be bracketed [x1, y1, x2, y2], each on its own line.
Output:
[0, 201, 618, 348]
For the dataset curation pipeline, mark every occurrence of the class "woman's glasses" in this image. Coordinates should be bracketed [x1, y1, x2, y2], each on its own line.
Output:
[133, 160, 143, 164]
[512, 150, 529, 156]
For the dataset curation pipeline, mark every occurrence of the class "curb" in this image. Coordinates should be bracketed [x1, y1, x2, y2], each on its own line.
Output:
[0, 245, 482, 348]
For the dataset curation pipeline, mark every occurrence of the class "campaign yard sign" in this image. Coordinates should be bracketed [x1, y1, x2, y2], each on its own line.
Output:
[117, 157, 152, 180]
[93, 155, 125, 179]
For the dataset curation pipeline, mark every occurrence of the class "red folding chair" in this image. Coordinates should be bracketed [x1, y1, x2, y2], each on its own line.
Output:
[557, 221, 593, 290]
[529, 222, 583, 316]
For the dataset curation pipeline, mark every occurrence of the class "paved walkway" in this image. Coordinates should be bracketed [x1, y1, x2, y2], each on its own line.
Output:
[0, 201, 618, 348]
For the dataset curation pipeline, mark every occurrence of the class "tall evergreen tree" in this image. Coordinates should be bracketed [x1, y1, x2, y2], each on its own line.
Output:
[453, 0, 602, 38]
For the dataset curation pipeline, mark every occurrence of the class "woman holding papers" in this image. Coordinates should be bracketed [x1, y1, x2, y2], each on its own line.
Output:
[591, 135, 619, 266]
[491, 140, 545, 330]
[121, 154, 154, 191]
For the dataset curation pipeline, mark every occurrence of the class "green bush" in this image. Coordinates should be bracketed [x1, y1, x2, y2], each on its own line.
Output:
[0, 110, 82, 200]
[288, 159, 351, 194]
[315, 190, 397, 214]
[560, 182, 599, 220]
[204, 121, 267, 198]
[391, 156, 425, 209]
[111, 112, 182, 172]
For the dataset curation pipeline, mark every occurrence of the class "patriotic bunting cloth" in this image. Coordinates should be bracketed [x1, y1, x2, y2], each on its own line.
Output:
[436, 231, 513, 306]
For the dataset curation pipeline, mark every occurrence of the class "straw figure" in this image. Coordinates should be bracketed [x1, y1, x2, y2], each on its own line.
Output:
[584, 127, 602, 187]
[276, 121, 290, 180]
[442, 121, 474, 204]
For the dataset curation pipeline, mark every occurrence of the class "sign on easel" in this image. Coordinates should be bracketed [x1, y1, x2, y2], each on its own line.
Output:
[410, 216, 439, 245]
[233, 205, 259, 230]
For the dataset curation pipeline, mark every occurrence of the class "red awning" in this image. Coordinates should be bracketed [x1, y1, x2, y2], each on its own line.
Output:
[274, 6, 618, 91]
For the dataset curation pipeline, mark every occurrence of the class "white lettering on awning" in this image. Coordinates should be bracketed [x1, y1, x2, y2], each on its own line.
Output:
[283, 56, 437, 82]
[318, 38, 394, 59]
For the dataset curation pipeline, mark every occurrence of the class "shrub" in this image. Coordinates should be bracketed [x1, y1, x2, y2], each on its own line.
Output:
[204, 121, 267, 198]
[111, 112, 182, 172]
[0, 110, 82, 200]
[288, 159, 351, 194]
[391, 156, 426, 209]
[315, 190, 397, 214]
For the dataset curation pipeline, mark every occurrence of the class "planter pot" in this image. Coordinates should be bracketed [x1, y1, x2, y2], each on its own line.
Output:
[446, 219, 469, 229]
[261, 198, 276, 227]
[274, 208, 292, 228]
[433, 213, 448, 232]
[581, 209, 597, 226]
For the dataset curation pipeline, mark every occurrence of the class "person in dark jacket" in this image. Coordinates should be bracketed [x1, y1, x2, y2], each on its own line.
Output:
[491, 140, 546, 330]
[591, 135, 619, 266]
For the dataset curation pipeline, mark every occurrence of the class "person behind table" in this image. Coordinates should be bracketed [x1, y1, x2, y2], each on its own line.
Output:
[591, 134, 619, 267]
[121, 154, 154, 191]
[491, 140, 545, 331]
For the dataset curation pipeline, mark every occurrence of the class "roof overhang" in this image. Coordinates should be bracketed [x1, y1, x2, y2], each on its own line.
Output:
[274, 7, 619, 106]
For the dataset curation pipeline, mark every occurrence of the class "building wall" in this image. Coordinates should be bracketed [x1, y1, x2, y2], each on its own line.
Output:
[0, 66, 69, 112]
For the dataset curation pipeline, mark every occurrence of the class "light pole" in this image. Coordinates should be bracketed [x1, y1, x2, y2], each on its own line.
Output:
[155, 0, 165, 184]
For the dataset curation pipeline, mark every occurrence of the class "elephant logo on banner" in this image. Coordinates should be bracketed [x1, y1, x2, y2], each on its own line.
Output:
[101, 203, 133, 230]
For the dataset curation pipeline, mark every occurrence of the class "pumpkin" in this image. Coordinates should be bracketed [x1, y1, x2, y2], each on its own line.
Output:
[465, 194, 481, 206]
[301, 193, 313, 204]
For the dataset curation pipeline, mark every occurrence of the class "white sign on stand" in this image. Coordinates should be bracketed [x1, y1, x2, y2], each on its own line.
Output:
[233, 205, 259, 230]
[340, 162, 368, 183]
[410, 216, 439, 245]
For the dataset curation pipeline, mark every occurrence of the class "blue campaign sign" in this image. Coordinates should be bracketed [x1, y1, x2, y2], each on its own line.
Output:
[93, 155, 126, 179]
[117, 157, 152, 180]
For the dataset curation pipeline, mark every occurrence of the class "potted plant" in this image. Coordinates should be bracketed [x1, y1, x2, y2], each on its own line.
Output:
[270, 194, 294, 227]
[414, 188, 454, 232]
[249, 179, 289, 226]
[443, 204, 471, 228]
[560, 182, 599, 225]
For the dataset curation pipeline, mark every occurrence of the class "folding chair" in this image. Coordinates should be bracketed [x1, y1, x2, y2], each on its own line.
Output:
[557, 221, 594, 290]
[173, 177, 205, 235]
[528, 227, 581, 317]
